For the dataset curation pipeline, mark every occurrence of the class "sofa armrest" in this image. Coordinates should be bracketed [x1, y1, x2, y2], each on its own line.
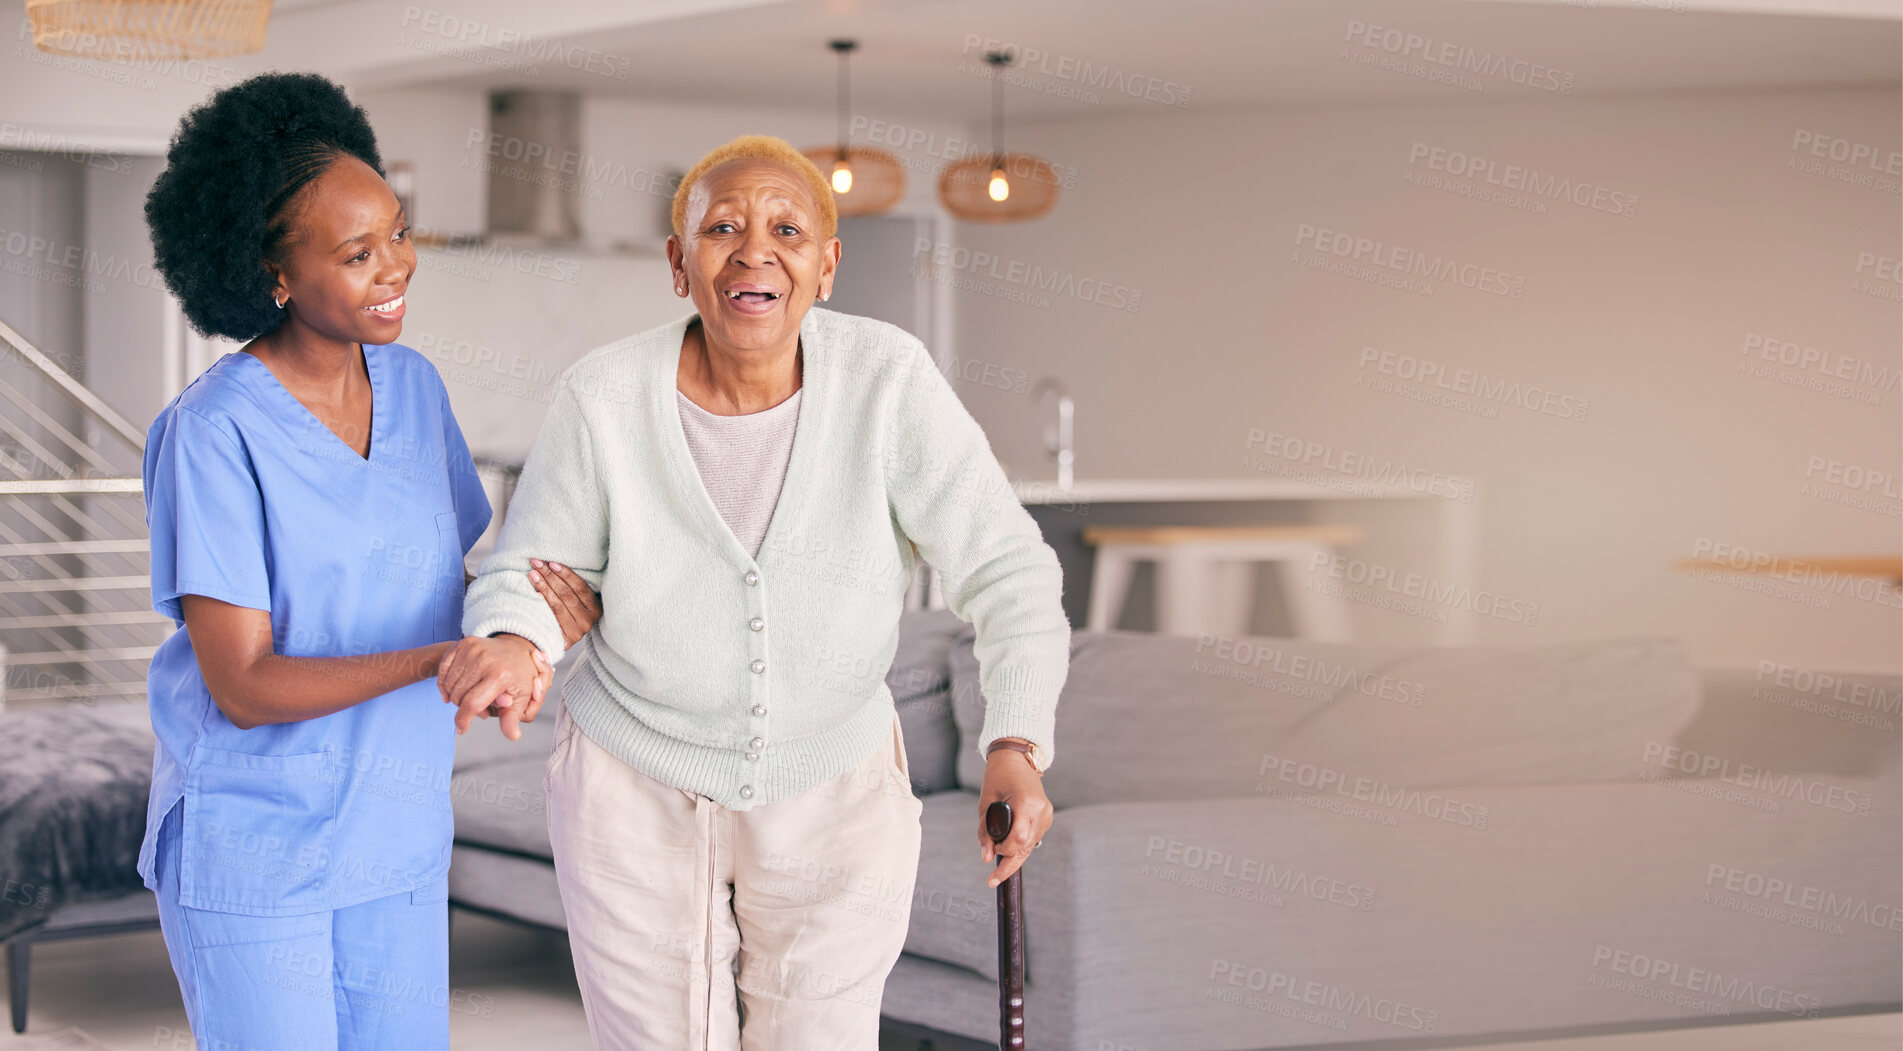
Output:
[1026, 773, 1899, 1051]
[1681, 667, 1902, 779]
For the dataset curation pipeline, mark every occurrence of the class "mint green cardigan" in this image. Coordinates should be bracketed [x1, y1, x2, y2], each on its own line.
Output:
[462, 308, 1069, 809]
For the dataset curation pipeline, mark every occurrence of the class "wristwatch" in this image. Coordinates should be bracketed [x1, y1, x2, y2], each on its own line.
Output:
[986, 738, 1049, 773]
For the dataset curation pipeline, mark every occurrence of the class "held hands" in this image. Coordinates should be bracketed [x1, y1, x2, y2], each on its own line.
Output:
[440, 558, 601, 741]
[438, 633, 549, 741]
[977, 741, 1054, 889]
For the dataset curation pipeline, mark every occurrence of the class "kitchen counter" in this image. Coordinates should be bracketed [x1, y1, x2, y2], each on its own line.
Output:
[1010, 476, 1449, 504]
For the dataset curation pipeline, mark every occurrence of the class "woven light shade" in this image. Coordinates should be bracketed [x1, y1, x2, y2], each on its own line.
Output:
[26, 0, 272, 61]
[799, 145, 907, 218]
[938, 153, 1060, 223]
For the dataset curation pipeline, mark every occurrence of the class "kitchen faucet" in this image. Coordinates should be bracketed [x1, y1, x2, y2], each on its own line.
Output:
[1031, 376, 1074, 490]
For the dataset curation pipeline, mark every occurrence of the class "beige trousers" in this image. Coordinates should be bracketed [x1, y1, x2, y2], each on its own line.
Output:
[544, 704, 924, 1050]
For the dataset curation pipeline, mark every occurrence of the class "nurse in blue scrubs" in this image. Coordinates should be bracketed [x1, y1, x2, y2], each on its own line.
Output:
[138, 73, 597, 1050]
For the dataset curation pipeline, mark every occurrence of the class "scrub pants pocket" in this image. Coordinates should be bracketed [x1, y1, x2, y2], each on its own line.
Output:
[153, 806, 453, 1051]
[183, 921, 335, 1051]
[331, 877, 452, 1050]
[155, 806, 334, 1051]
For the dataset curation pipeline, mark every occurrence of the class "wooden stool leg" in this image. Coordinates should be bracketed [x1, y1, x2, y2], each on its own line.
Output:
[1086, 546, 1135, 631]
[1279, 545, 1355, 642]
[1206, 559, 1257, 636]
[1157, 546, 1208, 637]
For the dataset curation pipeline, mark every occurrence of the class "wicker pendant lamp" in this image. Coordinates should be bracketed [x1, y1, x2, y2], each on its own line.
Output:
[939, 51, 1059, 224]
[800, 39, 905, 218]
[27, 0, 272, 60]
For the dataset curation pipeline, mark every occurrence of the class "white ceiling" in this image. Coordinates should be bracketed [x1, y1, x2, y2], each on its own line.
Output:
[341, 0, 1900, 122]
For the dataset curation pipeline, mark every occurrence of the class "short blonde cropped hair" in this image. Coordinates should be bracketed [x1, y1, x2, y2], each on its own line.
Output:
[670, 134, 837, 241]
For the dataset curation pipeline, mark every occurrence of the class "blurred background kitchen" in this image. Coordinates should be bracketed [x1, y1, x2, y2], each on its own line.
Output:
[0, 1, 1897, 1050]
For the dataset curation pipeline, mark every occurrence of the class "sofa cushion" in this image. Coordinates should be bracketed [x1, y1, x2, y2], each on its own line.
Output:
[450, 754, 551, 857]
[1678, 667, 1902, 778]
[889, 610, 967, 795]
[897, 699, 960, 797]
[902, 790, 1000, 981]
[448, 843, 567, 930]
[1271, 636, 1701, 790]
[951, 630, 1358, 805]
[951, 630, 1702, 806]
[889, 609, 965, 703]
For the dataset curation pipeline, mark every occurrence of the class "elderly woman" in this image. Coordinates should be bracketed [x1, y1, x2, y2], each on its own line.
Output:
[443, 134, 1068, 1048]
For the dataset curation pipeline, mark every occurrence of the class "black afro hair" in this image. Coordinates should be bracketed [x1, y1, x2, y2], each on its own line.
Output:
[145, 72, 384, 342]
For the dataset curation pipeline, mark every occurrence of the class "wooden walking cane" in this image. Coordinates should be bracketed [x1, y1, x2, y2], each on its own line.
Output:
[987, 801, 1026, 1050]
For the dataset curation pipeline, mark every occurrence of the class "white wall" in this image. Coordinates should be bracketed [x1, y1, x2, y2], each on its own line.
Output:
[81, 155, 170, 427]
[357, 89, 965, 246]
[947, 86, 1901, 670]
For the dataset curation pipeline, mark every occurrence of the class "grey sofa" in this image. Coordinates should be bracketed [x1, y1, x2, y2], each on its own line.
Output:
[446, 613, 1903, 1049]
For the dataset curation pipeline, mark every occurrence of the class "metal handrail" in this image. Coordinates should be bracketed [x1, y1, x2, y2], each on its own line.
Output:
[0, 478, 141, 494]
[0, 316, 157, 708]
[0, 539, 149, 556]
[0, 315, 144, 450]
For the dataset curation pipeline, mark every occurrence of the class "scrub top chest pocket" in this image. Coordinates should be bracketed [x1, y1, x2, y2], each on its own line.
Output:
[180, 747, 339, 915]
[435, 510, 465, 641]
[353, 507, 466, 648]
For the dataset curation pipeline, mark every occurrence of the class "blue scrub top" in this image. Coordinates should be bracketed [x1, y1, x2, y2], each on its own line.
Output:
[137, 343, 492, 916]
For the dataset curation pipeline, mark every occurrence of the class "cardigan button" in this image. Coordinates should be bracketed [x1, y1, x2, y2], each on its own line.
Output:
[752, 704, 767, 716]
[749, 617, 764, 631]
[744, 570, 759, 586]
[739, 785, 755, 799]
[750, 659, 766, 674]
[749, 737, 765, 750]
[745, 752, 759, 761]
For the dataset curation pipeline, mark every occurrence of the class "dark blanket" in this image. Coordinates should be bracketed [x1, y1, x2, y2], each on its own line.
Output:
[0, 699, 153, 941]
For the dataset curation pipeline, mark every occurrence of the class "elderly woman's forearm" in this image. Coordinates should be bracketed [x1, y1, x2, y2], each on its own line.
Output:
[462, 380, 609, 656]
[882, 358, 1071, 760]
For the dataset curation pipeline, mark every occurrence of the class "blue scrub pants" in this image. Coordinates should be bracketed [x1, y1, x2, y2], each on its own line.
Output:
[150, 807, 452, 1051]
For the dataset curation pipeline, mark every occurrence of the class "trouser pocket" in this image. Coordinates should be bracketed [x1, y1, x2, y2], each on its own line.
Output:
[891, 713, 916, 795]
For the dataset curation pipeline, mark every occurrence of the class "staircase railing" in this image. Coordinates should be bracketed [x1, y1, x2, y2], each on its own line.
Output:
[0, 316, 165, 707]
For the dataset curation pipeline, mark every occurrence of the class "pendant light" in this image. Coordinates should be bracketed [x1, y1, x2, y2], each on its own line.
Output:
[800, 39, 905, 218]
[26, 0, 272, 60]
[938, 51, 1060, 223]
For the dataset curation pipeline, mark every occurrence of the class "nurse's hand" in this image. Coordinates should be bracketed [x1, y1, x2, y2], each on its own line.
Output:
[529, 559, 601, 649]
[438, 633, 551, 741]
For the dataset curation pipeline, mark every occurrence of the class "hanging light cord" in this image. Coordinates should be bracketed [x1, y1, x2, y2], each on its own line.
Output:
[989, 51, 1008, 169]
[836, 43, 852, 161]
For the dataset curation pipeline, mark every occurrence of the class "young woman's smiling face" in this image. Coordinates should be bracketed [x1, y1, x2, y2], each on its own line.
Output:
[673, 158, 839, 357]
[267, 153, 414, 346]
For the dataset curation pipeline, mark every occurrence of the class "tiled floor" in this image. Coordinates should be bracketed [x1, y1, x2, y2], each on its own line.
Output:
[2, 915, 1896, 1050]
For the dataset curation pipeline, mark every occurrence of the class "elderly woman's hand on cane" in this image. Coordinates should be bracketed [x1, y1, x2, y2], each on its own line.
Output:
[979, 737, 1053, 888]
